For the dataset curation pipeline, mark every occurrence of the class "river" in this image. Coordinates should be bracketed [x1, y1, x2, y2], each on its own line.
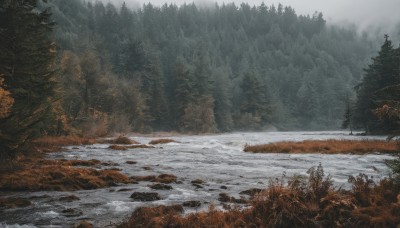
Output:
[0, 131, 393, 227]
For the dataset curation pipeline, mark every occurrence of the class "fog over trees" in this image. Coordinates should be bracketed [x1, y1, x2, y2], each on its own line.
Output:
[1, 0, 400, 158]
[33, 1, 400, 133]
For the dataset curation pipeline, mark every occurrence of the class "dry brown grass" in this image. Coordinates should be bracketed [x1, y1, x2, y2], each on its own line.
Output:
[98, 136, 139, 145]
[149, 138, 179, 145]
[118, 165, 400, 228]
[0, 158, 132, 191]
[244, 139, 399, 154]
[34, 136, 96, 146]
[118, 204, 244, 228]
[33, 135, 97, 153]
[63, 159, 102, 167]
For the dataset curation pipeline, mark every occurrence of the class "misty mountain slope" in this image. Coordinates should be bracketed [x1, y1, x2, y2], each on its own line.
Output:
[45, 0, 381, 133]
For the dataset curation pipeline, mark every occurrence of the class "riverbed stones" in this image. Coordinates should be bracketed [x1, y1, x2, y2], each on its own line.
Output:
[101, 161, 119, 166]
[126, 160, 137, 164]
[191, 179, 205, 188]
[130, 192, 161, 201]
[131, 174, 177, 184]
[192, 183, 203, 188]
[117, 188, 133, 192]
[59, 195, 80, 202]
[182, 200, 201, 207]
[191, 179, 205, 184]
[62, 208, 83, 217]
[149, 183, 173, 190]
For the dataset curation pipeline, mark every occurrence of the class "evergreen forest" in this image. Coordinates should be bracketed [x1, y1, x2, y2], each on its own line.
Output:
[1, 0, 400, 158]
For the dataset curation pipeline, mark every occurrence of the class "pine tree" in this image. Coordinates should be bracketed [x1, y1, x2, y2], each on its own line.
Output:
[141, 57, 169, 130]
[354, 35, 400, 133]
[213, 68, 233, 132]
[173, 60, 195, 130]
[192, 45, 214, 96]
[238, 70, 271, 128]
[0, 0, 57, 159]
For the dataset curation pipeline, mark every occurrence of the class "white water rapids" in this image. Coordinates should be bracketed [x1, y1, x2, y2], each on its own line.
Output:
[0, 131, 394, 227]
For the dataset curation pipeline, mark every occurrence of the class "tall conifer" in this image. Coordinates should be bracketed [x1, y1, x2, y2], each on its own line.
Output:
[0, 0, 57, 159]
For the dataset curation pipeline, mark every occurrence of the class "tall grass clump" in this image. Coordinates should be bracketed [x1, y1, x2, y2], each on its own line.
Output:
[118, 164, 400, 228]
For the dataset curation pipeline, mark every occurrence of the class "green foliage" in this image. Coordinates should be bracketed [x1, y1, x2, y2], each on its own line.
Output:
[213, 67, 233, 132]
[0, 0, 57, 159]
[173, 60, 195, 129]
[236, 70, 272, 130]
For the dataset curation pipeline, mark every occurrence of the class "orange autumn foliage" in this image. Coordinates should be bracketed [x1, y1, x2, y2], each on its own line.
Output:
[0, 76, 14, 119]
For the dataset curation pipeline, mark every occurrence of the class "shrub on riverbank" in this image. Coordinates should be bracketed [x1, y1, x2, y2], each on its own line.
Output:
[0, 158, 132, 191]
[244, 139, 399, 154]
[118, 165, 400, 228]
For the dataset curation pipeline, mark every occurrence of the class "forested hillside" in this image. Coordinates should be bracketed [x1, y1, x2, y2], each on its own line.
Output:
[2, 0, 385, 141]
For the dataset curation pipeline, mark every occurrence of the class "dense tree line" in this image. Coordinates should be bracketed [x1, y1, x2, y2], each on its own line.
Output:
[44, 0, 381, 134]
[1, 0, 395, 159]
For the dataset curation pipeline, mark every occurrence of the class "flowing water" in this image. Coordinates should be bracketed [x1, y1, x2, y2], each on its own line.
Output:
[0, 131, 394, 227]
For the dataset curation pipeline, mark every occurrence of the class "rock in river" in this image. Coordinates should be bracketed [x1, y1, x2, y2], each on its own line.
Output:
[130, 192, 161, 201]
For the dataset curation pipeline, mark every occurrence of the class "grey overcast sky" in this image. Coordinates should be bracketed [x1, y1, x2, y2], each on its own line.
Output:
[106, 0, 400, 30]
